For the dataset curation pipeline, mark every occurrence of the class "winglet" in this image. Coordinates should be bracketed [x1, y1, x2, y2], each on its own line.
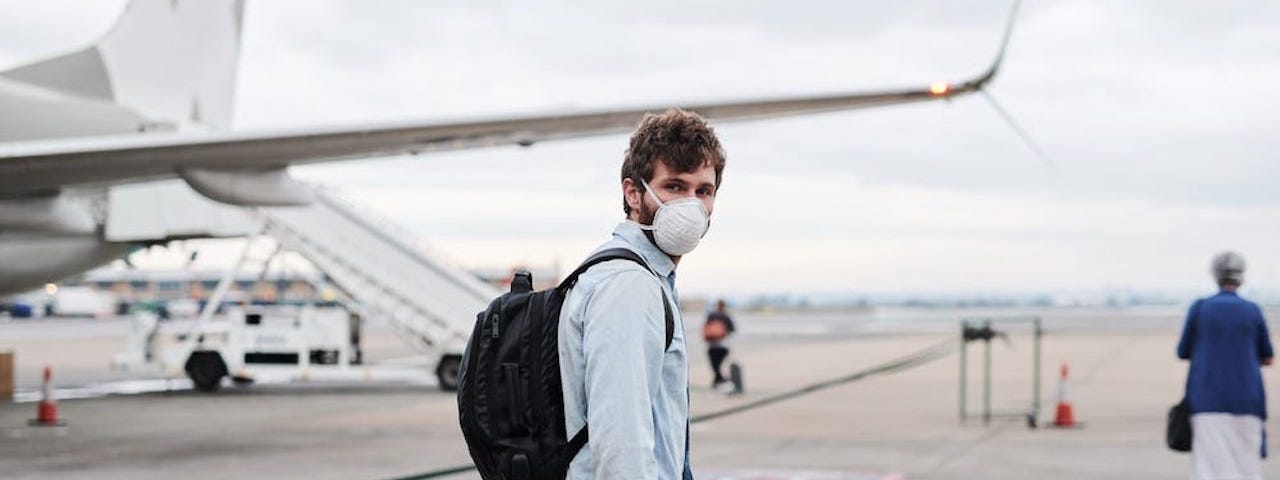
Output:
[941, 1, 1050, 168]
[957, 0, 1022, 92]
[971, 1, 1054, 169]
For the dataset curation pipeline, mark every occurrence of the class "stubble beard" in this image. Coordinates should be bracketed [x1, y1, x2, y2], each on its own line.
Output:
[636, 198, 660, 247]
[637, 198, 657, 226]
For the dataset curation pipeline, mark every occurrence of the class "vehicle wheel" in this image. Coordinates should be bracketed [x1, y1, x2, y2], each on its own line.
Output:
[436, 354, 462, 392]
[185, 350, 228, 393]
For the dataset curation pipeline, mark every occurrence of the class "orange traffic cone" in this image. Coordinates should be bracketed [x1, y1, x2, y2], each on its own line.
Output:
[29, 365, 64, 427]
[1052, 363, 1077, 428]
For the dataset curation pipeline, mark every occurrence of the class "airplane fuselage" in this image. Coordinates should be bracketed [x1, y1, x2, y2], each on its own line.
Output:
[0, 76, 153, 295]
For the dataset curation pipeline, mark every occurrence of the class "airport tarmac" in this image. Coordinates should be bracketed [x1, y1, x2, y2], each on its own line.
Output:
[2, 311, 1277, 479]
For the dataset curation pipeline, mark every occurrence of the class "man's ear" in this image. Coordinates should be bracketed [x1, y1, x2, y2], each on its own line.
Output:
[622, 178, 643, 217]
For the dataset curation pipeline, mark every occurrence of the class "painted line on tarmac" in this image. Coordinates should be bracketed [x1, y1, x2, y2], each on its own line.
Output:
[380, 339, 957, 480]
[13, 378, 195, 403]
[12, 357, 440, 403]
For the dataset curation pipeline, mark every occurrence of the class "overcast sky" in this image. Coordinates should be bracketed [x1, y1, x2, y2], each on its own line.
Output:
[3, 1, 1279, 299]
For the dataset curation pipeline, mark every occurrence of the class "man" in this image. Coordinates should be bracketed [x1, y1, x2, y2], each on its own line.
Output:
[558, 108, 724, 480]
[1177, 251, 1274, 480]
[705, 299, 736, 391]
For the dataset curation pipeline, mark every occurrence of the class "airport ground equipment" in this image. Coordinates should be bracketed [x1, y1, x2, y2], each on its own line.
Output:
[958, 317, 1043, 428]
[113, 304, 409, 391]
[109, 182, 498, 391]
[260, 187, 498, 391]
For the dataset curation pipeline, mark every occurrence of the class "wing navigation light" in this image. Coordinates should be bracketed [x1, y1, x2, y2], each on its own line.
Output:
[929, 81, 952, 97]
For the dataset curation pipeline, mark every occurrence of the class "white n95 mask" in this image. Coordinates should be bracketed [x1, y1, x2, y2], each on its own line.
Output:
[637, 182, 710, 256]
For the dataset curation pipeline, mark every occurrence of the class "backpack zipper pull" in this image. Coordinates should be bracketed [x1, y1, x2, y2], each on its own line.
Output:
[490, 313, 500, 338]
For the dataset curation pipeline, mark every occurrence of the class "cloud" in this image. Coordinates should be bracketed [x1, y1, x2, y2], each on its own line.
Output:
[4, 0, 1279, 295]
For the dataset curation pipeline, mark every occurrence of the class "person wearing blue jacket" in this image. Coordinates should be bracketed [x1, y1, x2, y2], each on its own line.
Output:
[1177, 251, 1274, 480]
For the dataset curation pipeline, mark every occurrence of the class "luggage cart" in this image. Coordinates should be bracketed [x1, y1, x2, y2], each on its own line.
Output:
[958, 316, 1043, 428]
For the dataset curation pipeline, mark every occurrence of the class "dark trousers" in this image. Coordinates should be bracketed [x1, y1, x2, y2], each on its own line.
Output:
[708, 346, 729, 383]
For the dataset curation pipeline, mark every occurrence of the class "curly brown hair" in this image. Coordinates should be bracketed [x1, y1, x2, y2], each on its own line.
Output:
[620, 108, 726, 215]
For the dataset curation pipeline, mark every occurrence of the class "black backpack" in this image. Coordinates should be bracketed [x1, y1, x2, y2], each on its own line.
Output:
[457, 248, 674, 480]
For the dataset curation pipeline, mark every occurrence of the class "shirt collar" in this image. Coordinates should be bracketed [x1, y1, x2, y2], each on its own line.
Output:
[612, 221, 676, 279]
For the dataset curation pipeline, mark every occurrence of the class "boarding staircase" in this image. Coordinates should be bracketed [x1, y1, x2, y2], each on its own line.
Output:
[260, 186, 499, 388]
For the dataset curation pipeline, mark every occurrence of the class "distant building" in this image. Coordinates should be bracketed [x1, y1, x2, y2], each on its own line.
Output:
[61, 264, 560, 307]
[72, 269, 325, 305]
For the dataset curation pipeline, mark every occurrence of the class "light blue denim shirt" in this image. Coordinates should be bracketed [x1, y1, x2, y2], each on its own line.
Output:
[559, 221, 691, 480]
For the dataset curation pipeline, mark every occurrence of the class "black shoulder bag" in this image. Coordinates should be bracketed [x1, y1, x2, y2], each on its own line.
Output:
[1167, 301, 1203, 452]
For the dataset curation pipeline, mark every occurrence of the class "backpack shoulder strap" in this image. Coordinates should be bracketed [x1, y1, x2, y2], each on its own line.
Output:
[559, 247, 675, 351]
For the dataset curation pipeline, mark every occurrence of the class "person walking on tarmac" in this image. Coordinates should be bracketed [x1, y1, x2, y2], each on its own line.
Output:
[1177, 251, 1274, 480]
[559, 109, 726, 480]
[705, 299, 736, 391]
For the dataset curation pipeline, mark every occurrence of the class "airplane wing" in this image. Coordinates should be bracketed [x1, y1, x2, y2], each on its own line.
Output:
[0, 1, 1017, 202]
[0, 73, 991, 196]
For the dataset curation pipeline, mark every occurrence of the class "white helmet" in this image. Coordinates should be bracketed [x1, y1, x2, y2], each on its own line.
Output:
[1211, 251, 1246, 286]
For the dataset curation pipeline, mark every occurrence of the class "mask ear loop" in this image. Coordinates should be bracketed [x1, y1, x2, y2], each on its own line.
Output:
[641, 181, 666, 208]
[632, 181, 665, 231]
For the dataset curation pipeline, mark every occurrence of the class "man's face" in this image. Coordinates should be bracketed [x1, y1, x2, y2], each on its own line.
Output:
[625, 159, 718, 225]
